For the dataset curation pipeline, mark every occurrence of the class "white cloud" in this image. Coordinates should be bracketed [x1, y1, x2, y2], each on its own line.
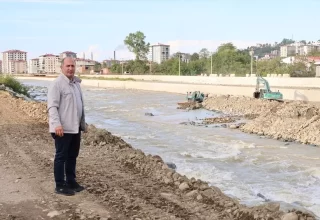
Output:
[164, 40, 266, 54]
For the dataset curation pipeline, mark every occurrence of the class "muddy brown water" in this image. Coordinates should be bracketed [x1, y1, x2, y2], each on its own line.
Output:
[21, 79, 320, 217]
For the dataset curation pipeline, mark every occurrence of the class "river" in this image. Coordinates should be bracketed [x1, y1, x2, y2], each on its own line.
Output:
[21, 79, 320, 217]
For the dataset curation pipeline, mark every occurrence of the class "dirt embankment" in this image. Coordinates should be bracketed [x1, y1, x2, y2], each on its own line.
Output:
[0, 91, 316, 220]
[203, 94, 320, 146]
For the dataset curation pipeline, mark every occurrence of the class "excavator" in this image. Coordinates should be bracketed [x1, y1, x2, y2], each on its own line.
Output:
[186, 91, 205, 103]
[253, 75, 283, 101]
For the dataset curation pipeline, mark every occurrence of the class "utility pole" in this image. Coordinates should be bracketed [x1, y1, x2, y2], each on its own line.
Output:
[121, 60, 124, 74]
[150, 61, 152, 74]
[249, 49, 254, 76]
[210, 52, 213, 75]
[178, 53, 181, 76]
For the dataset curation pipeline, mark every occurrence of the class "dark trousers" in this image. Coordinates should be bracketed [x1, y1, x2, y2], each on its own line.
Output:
[51, 132, 81, 187]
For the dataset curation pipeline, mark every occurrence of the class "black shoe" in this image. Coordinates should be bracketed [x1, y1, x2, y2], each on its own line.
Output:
[67, 182, 85, 192]
[55, 185, 75, 196]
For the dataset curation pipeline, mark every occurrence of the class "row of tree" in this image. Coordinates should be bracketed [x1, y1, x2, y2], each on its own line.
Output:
[97, 31, 318, 77]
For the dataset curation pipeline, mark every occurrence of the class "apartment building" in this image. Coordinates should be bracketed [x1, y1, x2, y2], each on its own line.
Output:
[2, 49, 27, 74]
[102, 59, 120, 68]
[148, 43, 170, 64]
[299, 45, 319, 56]
[60, 51, 77, 60]
[75, 58, 95, 73]
[28, 58, 39, 74]
[280, 46, 296, 57]
[178, 53, 191, 63]
[0, 60, 2, 73]
[38, 54, 60, 74]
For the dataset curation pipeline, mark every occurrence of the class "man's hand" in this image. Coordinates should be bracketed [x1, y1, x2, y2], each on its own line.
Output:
[55, 126, 64, 137]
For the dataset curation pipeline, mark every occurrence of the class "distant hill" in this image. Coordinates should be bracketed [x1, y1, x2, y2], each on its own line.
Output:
[242, 38, 296, 58]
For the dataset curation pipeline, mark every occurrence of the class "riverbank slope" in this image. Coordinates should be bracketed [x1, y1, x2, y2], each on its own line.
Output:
[0, 90, 316, 219]
[203, 94, 320, 147]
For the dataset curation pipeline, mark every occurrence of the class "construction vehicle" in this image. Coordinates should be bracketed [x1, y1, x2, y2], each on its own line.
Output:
[186, 91, 205, 103]
[253, 76, 283, 101]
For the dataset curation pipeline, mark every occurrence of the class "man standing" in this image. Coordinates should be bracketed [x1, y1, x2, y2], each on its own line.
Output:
[47, 57, 86, 196]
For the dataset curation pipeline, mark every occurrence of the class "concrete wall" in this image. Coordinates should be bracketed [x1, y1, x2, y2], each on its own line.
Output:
[78, 75, 320, 89]
[17, 76, 320, 102]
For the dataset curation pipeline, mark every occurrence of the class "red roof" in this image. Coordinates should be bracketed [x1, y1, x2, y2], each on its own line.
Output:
[40, 54, 58, 57]
[3, 49, 27, 53]
[307, 56, 320, 62]
[62, 51, 76, 54]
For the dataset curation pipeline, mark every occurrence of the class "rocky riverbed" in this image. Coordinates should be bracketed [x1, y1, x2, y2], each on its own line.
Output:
[202, 94, 320, 146]
[0, 89, 317, 219]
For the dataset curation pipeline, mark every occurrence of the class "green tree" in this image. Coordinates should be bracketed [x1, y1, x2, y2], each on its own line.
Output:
[199, 48, 210, 59]
[124, 31, 150, 60]
[190, 53, 199, 61]
[94, 62, 101, 72]
[217, 43, 237, 52]
[110, 63, 122, 74]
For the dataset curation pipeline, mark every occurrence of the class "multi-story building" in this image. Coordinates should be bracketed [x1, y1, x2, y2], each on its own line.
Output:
[178, 53, 191, 63]
[75, 58, 95, 74]
[8, 60, 28, 74]
[102, 59, 120, 68]
[28, 58, 40, 74]
[299, 45, 319, 56]
[280, 46, 296, 57]
[38, 54, 60, 74]
[148, 43, 170, 64]
[2, 49, 27, 74]
[60, 51, 77, 60]
[0, 60, 2, 73]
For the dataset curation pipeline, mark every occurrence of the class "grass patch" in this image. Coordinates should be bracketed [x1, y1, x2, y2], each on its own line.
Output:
[79, 76, 136, 81]
[0, 74, 30, 97]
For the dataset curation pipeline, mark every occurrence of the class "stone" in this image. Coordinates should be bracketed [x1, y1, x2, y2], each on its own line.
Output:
[264, 202, 280, 212]
[163, 176, 173, 185]
[179, 182, 189, 191]
[172, 173, 180, 181]
[145, 112, 154, 116]
[0, 84, 5, 90]
[201, 189, 216, 199]
[47, 211, 61, 218]
[229, 124, 238, 129]
[166, 162, 177, 170]
[281, 213, 299, 220]
[199, 183, 210, 190]
[185, 190, 198, 198]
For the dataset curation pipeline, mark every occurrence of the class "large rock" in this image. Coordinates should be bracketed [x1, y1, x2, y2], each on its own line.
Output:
[178, 182, 189, 191]
[281, 213, 299, 220]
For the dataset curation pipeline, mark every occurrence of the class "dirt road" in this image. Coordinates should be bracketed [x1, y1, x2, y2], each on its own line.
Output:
[0, 91, 316, 220]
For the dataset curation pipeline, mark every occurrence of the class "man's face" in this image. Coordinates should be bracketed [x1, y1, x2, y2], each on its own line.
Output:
[61, 58, 75, 79]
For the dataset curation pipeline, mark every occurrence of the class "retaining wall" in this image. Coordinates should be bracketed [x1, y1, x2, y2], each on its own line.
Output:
[17, 76, 320, 102]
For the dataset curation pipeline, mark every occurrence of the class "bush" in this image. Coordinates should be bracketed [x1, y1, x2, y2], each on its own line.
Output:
[0, 75, 29, 96]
